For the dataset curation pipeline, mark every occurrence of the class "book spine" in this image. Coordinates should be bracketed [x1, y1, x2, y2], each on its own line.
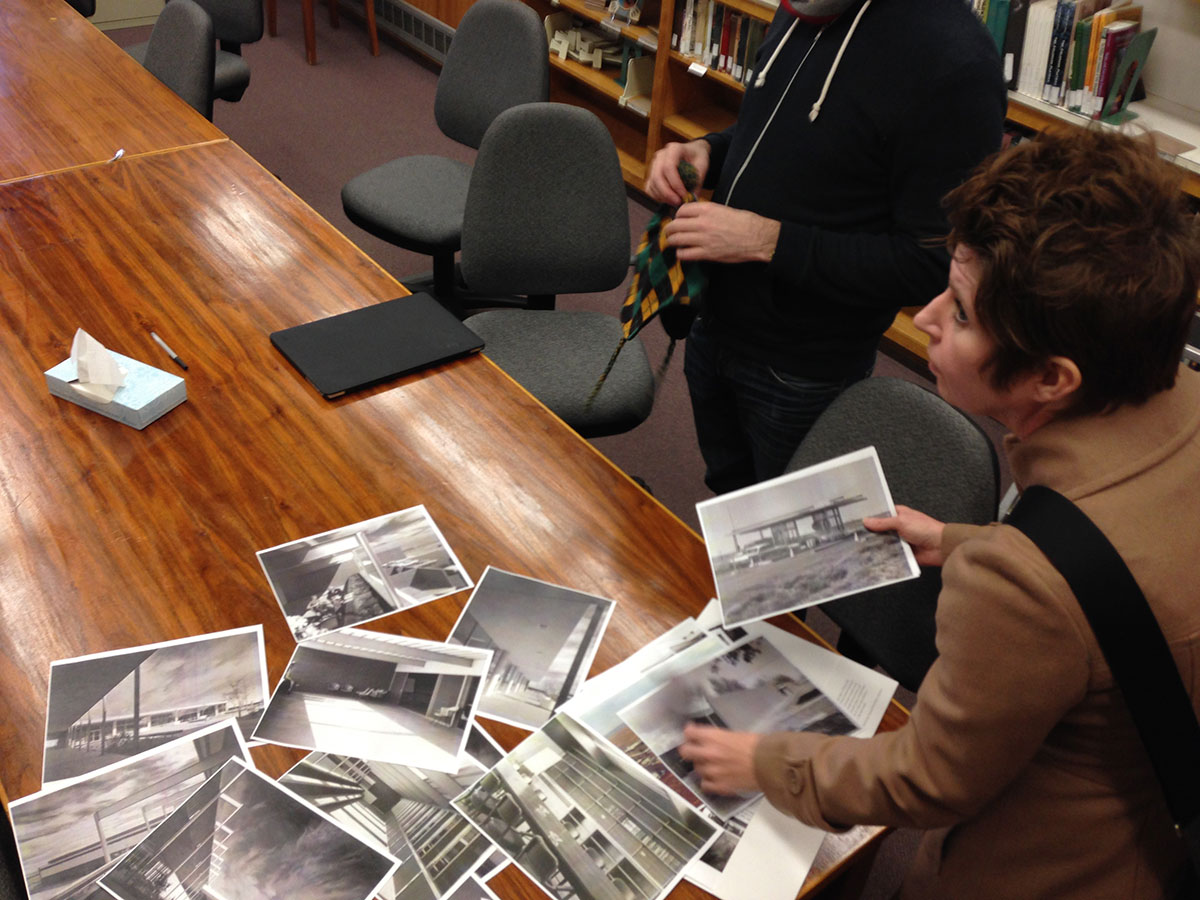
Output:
[1091, 25, 1135, 118]
[1066, 17, 1090, 110]
[718, 6, 731, 72]
[706, 1, 722, 67]
[1042, 0, 1068, 102]
[1001, 0, 1029, 90]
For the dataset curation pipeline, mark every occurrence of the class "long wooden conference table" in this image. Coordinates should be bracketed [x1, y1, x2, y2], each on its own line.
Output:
[0, 2, 905, 897]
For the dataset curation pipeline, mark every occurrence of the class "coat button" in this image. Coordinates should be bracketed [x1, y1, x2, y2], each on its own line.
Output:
[786, 765, 805, 795]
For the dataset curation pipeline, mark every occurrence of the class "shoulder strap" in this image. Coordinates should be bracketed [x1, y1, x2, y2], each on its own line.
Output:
[1006, 485, 1200, 869]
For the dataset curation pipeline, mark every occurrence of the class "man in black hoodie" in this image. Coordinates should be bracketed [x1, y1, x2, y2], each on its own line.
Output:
[646, 0, 1005, 493]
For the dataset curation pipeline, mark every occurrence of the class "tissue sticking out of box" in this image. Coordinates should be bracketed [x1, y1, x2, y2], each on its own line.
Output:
[70, 328, 126, 403]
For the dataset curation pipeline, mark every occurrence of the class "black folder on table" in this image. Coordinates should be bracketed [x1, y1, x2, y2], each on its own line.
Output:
[271, 292, 484, 399]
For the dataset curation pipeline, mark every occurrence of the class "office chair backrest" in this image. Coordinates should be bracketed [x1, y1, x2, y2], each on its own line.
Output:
[143, 0, 216, 120]
[460, 102, 630, 297]
[435, 0, 549, 149]
[65, 0, 96, 16]
[786, 376, 999, 691]
[196, 0, 264, 48]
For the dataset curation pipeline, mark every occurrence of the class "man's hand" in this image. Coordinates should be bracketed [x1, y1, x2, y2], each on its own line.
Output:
[663, 202, 781, 264]
[645, 139, 712, 206]
[864, 504, 947, 567]
[678, 723, 761, 795]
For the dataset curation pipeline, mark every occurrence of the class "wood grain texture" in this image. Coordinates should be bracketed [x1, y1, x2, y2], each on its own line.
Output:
[0, 140, 906, 897]
[0, 0, 225, 184]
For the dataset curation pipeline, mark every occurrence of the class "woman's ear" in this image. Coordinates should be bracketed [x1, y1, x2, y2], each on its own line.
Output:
[1033, 356, 1083, 407]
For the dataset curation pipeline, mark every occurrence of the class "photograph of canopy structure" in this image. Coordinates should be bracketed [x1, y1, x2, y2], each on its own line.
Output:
[696, 447, 918, 626]
[448, 569, 615, 730]
[253, 629, 491, 773]
[98, 758, 396, 900]
[455, 713, 717, 900]
[42, 627, 268, 785]
[258, 506, 472, 642]
[281, 748, 496, 900]
[10, 721, 248, 900]
[618, 635, 856, 821]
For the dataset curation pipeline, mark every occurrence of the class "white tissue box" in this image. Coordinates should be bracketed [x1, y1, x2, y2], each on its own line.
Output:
[45, 352, 186, 430]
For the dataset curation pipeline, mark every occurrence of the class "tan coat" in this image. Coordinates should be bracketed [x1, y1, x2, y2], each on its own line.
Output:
[754, 369, 1200, 899]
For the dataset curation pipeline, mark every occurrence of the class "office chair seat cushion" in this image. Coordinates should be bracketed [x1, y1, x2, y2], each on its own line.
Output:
[214, 50, 251, 102]
[466, 310, 655, 439]
[126, 44, 249, 103]
[341, 156, 472, 254]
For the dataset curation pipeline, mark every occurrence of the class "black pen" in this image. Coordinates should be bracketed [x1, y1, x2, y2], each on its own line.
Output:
[150, 331, 189, 371]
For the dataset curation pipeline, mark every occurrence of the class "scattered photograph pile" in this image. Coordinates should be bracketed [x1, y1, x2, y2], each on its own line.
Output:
[258, 506, 472, 642]
[11, 449, 917, 900]
[697, 446, 919, 627]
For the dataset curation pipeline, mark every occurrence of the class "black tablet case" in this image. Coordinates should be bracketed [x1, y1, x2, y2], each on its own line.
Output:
[271, 293, 484, 398]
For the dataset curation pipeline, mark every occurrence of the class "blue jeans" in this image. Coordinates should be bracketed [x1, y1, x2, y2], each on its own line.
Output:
[684, 317, 872, 494]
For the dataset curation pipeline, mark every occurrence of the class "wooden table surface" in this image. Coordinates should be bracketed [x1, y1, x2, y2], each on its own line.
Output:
[0, 5, 906, 893]
[0, 0, 225, 185]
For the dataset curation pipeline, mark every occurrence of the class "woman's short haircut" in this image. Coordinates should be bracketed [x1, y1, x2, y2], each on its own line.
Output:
[943, 126, 1200, 415]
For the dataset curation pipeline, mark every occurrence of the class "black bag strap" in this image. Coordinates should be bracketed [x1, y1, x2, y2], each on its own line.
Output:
[1006, 485, 1200, 875]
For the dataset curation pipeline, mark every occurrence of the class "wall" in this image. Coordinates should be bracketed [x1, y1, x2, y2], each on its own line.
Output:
[92, 0, 162, 30]
[1138, 0, 1200, 120]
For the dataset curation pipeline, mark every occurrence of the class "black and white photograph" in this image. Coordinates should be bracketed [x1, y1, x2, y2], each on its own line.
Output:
[258, 506, 472, 642]
[618, 636, 856, 820]
[280, 749, 496, 900]
[447, 568, 615, 730]
[97, 757, 397, 900]
[453, 713, 718, 900]
[252, 629, 492, 773]
[443, 876, 502, 900]
[10, 721, 250, 900]
[43, 626, 269, 785]
[696, 446, 919, 627]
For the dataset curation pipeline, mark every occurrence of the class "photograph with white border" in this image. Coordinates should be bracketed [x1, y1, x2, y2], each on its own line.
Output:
[10, 720, 250, 900]
[258, 506, 472, 642]
[453, 712, 718, 900]
[43, 626, 269, 786]
[617, 635, 856, 820]
[696, 446, 918, 627]
[280, 746, 496, 900]
[97, 757, 397, 900]
[447, 568, 615, 730]
[252, 629, 492, 773]
[443, 875, 502, 900]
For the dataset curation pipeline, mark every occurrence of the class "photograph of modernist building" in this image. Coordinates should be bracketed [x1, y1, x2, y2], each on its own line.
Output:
[42, 627, 268, 785]
[252, 629, 491, 773]
[98, 758, 396, 900]
[448, 568, 614, 730]
[258, 506, 472, 642]
[696, 447, 918, 626]
[10, 721, 248, 900]
[281, 751, 495, 900]
[618, 636, 856, 820]
[454, 713, 716, 900]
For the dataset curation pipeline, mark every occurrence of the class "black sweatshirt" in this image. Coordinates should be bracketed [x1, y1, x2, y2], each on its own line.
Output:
[701, 0, 1006, 378]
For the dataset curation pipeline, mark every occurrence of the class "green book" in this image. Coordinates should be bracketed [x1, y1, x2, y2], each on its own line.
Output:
[1067, 16, 1092, 111]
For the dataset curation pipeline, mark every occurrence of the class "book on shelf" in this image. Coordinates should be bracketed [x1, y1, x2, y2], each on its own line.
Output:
[985, 0, 1010, 55]
[1090, 19, 1137, 117]
[1040, 0, 1073, 103]
[1000, 0, 1029, 88]
[1080, 3, 1140, 114]
[1064, 0, 1106, 110]
[1017, 0, 1055, 97]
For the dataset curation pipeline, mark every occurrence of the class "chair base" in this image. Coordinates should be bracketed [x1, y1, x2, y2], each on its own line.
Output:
[265, 0, 378, 64]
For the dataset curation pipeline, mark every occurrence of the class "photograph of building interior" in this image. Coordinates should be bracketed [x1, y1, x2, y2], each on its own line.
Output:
[449, 569, 614, 729]
[11, 722, 247, 900]
[42, 628, 267, 784]
[259, 508, 471, 642]
[98, 759, 396, 900]
[253, 629, 490, 772]
[455, 714, 715, 900]
[281, 751, 495, 900]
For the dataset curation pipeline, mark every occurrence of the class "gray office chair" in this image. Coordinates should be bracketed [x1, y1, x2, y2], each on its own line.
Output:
[141, 0, 216, 120]
[786, 376, 999, 692]
[128, 0, 263, 105]
[341, 0, 549, 302]
[462, 103, 654, 439]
